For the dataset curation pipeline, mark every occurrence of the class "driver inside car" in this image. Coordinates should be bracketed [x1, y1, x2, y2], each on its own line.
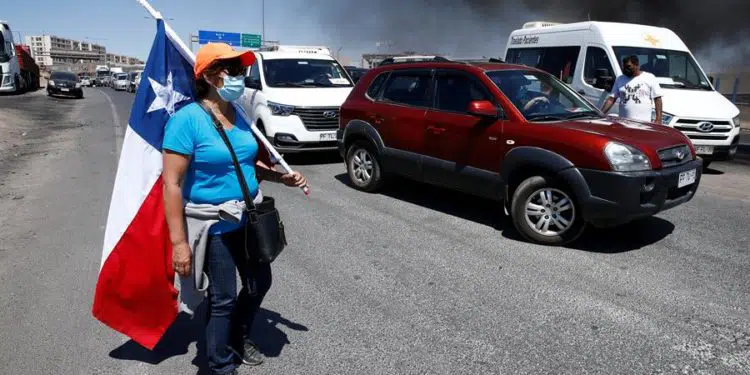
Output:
[521, 81, 555, 112]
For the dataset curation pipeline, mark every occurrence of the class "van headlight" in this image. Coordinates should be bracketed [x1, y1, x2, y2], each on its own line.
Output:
[604, 142, 651, 172]
[267, 101, 294, 116]
[733, 115, 741, 128]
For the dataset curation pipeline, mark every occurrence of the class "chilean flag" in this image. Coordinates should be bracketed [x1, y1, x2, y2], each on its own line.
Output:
[91, 19, 194, 350]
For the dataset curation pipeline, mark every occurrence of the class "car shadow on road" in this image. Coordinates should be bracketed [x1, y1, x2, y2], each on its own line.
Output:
[335, 173, 675, 253]
[108, 304, 308, 373]
[283, 151, 342, 166]
[335, 173, 507, 230]
[702, 167, 725, 175]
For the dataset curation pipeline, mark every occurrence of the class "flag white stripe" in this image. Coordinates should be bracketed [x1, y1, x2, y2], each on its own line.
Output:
[100, 125, 163, 270]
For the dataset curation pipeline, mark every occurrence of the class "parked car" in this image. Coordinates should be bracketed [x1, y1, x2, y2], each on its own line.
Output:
[337, 58, 702, 245]
[345, 66, 369, 83]
[47, 71, 83, 99]
[112, 73, 130, 91]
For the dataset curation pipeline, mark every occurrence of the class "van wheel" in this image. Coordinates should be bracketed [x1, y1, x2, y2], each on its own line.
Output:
[346, 140, 383, 192]
[511, 176, 585, 246]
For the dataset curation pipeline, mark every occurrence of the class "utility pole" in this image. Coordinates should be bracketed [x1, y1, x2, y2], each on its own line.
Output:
[262, 0, 265, 44]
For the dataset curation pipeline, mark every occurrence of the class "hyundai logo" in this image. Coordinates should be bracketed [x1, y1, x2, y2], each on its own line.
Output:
[675, 149, 686, 160]
[696, 121, 715, 133]
[322, 111, 337, 119]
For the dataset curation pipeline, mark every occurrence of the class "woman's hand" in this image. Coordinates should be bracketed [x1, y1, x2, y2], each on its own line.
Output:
[172, 242, 192, 277]
[280, 171, 307, 188]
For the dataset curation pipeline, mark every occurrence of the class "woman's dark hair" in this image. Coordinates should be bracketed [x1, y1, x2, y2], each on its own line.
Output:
[193, 57, 244, 99]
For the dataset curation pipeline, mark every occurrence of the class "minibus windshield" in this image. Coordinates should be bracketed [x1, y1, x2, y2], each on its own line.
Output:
[612, 47, 712, 91]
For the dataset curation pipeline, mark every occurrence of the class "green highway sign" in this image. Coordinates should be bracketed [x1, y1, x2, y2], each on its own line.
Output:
[241, 33, 262, 48]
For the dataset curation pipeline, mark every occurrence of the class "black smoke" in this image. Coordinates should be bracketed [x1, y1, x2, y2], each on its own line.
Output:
[306, 0, 749, 71]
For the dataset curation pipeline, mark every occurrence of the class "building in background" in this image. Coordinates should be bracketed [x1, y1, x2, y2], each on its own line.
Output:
[25, 35, 105, 67]
[24, 34, 144, 73]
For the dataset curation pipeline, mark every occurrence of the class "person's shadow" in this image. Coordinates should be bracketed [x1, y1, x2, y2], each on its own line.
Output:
[108, 304, 308, 374]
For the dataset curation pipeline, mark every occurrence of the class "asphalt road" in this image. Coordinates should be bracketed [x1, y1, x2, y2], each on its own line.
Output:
[0, 88, 749, 375]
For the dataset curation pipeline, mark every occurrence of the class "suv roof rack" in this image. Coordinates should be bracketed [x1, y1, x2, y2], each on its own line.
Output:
[378, 55, 451, 66]
[378, 56, 505, 67]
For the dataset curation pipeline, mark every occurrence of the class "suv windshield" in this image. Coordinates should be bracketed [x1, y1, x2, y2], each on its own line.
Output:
[0, 34, 9, 63]
[262, 58, 353, 88]
[50, 72, 78, 81]
[117, 73, 128, 80]
[486, 69, 601, 121]
[612, 47, 711, 90]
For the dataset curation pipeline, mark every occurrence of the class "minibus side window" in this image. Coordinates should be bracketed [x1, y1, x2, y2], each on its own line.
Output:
[584, 47, 614, 85]
[506, 47, 580, 84]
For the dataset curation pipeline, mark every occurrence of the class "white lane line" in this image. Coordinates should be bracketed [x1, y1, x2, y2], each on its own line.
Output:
[99, 89, 124, 157]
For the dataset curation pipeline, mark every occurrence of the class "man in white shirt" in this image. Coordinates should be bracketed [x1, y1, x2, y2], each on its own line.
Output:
[601, 55, 663, 124]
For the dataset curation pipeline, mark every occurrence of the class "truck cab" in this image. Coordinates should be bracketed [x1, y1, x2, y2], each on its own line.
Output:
[0, 20, 21, 93]
[239, 45, 355, 153]
[503, 21, 742, 168]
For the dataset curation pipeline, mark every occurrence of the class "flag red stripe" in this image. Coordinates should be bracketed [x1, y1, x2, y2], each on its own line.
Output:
[92, 176, 177, 350]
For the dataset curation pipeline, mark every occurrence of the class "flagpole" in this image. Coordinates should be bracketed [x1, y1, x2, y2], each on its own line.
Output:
[136, 0, 310, 196]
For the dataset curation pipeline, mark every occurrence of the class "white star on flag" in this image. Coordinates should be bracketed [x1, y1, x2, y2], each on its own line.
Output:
[146, 72, 189, 117]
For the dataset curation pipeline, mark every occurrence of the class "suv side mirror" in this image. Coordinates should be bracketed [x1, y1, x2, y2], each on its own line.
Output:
[244, 76, 261, 90]
[593, 68, 614, 91]
[708, 75, 714, 85]
[467, 100, 499, 118]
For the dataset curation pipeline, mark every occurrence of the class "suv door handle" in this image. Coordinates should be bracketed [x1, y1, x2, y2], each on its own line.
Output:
[426, 125, 446, 134]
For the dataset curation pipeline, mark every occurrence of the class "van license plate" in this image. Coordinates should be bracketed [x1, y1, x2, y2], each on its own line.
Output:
[695, 145, 713, 155]
[678, 169, 696, 188]
[320, 132, 336, 141]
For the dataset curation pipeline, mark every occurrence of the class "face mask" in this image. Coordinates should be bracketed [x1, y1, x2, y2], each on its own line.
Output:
[216, 74, 245, 102]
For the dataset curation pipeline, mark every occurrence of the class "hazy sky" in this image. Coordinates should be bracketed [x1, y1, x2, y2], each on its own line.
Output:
[2, 0, 369, 63]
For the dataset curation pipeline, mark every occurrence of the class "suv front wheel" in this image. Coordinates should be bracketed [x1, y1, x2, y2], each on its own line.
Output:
[345, 140, 383, 192]
[511, 176, 585, 246]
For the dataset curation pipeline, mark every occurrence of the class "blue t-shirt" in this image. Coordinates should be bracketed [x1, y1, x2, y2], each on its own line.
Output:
[163, 102, 259, 234]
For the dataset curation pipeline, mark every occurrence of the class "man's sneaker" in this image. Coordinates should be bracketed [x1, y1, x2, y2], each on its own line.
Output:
[231, 340, 265, 366]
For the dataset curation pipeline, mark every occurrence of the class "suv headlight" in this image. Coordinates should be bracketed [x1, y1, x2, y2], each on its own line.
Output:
[733, 115, 741, 128]
[268, 101, 294, 116]
[48, 80, 55, 86]
[75, 83, 81, 88]
[604, 142, 651, 172]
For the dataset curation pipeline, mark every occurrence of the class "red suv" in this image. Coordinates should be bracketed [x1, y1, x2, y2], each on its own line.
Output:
[337, 58, 702, 245]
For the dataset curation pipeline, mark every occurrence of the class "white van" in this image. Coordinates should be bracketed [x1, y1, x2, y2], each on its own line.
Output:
[503, 21, 742, 168]
[240, 45, 355, 153]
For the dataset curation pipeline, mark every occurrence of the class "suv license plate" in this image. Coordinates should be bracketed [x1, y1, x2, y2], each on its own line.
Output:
[695, 145, 713, 155]
[61, 88, 69, 92]
[678, 169, 696, 188]
[320, 132, 336, 141]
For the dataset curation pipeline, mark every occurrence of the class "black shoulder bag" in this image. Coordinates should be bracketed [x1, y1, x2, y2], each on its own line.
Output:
[197, 101, 287, 263]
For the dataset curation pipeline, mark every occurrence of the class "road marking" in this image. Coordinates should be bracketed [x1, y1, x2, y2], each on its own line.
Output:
[99, 89, 124, 157]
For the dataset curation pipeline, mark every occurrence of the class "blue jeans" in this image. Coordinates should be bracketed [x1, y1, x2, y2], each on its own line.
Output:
[205, 228, 272, 374]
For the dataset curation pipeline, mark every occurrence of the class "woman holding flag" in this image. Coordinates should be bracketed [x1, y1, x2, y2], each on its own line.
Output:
[162, 43, 306, 375]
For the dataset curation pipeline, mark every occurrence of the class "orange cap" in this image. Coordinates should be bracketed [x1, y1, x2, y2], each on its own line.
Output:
[194, 42, 256, 79]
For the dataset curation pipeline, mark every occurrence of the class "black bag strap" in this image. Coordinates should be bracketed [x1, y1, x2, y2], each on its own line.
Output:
[196, 100, 257, 217]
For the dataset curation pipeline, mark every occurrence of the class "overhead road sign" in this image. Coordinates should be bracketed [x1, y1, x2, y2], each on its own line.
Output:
[198, 30, 241, 46]
[241, 34, 262, 48]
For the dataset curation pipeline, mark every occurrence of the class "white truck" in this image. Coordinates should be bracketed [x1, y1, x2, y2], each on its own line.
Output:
[239, 45, 355, 153]
[503, 21, 742, 169]
[0, 20, 39, 93]
[94, 65, 110, 87]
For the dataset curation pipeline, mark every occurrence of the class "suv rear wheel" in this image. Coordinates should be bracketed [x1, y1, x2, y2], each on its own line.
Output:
[511, 176, 585, 246]
[346, 140, 383, 192]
